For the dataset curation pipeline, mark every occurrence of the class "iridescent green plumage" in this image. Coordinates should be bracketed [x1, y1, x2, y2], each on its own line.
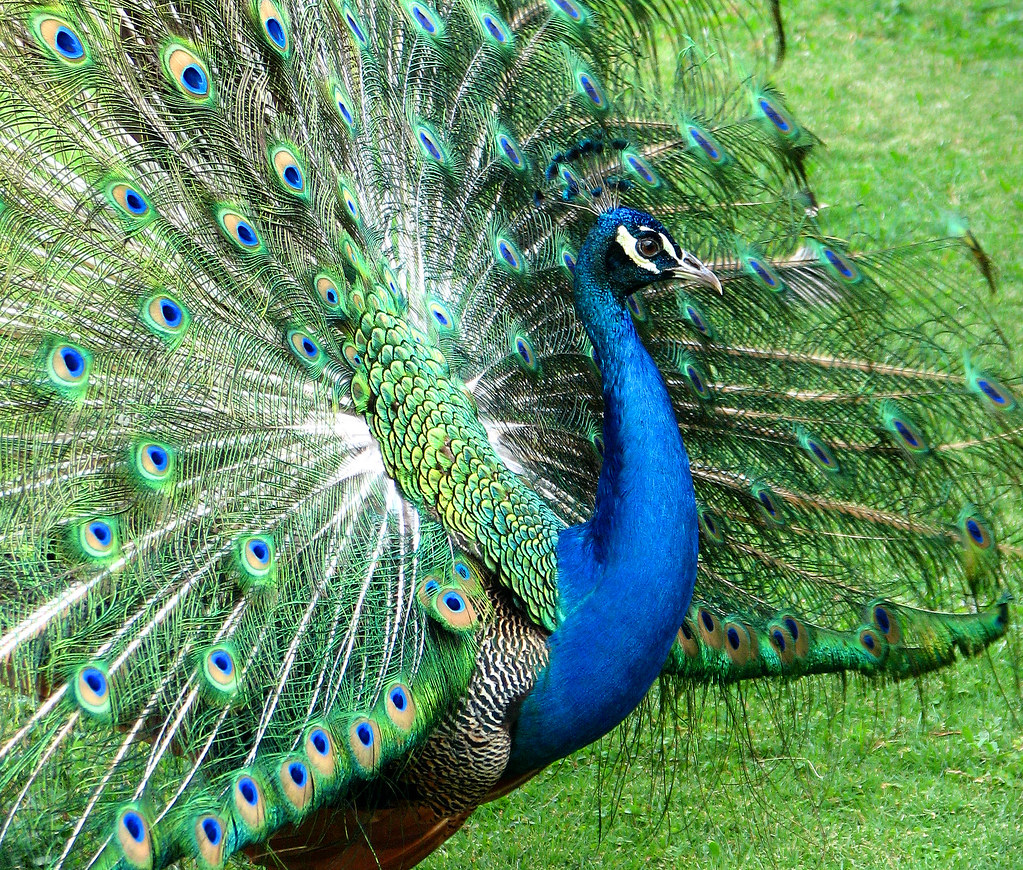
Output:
[0, 0, 1019, 867]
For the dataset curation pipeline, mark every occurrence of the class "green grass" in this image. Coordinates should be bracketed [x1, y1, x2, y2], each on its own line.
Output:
[422, 1, 1023, 867]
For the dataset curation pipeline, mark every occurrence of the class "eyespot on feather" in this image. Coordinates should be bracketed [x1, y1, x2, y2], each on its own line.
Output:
[329, 80, 357, 131]
[131, 440, 175, 490]
[46, 342, 92, 391]
[402, 0, 445, 40]
[287, 329, 325, 371]
[477, 8, 514, 47]
[494, 235, 525, 274]
[697, 506, 725, 544]
[107, 182, 154, 221]
[278, 757, 314, 812]
[32, 15, 90, 65]
[768, 625, 796, 666]
[384, 682, 417, 732]
[858, 627, 885, 660]
[235, 534, 276, 588]
[217, 209, 264, 252]
[141, 293, 190, 344]
[255, 0, 289, 54]
[270, 145, 307, 196]
[348, 716, 381, 772]
[549, 0, 589, 25]
[114, 805, 154, 870]
[314, 273, 344, 312]
[722, 621, 755, 665]
[339, 182, 361, 222]
[163, 44, 213, 102]
[77, 517, 120, 561]
[751, 483, 784, 526]
[434, 587, 478, 631]
[696, 607, 724, 650]
[73, 662, 112, 718]
[194, 813, 226, 867]
[201, 645, 239, 697]
[417, 574, 442, 608]
[779, 616, 810, 658]
[341, 5, 370, 49]
[304, 724, 339, 781]
[231, 772, 268, 835]
[869, 603, 902, 645]
[677, 620, 700, 658]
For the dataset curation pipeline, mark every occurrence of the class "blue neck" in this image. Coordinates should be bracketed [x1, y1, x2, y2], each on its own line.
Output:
[507, 224, 699, 774]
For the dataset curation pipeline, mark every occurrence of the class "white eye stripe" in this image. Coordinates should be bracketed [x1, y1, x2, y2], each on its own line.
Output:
[615, 226, 660, 273]
[636, 224, 683, 264]
[659, 233, 683, 265]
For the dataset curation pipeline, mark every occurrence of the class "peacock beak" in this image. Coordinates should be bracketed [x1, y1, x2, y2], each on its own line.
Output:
[670, 253, 722, 294]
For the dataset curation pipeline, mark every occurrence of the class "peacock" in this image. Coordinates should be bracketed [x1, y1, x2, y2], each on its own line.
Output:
[0, 0, 1019, 865]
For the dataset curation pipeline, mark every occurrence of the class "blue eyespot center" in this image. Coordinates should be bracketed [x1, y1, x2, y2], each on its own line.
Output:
[54, 25, 84, 58]
[976, 379, 1006, 404]
[874, 606, 891, 634]
[356, 722, 373, 746]
[443, 592, 464, 612]
[146, 445, 168, 471]
[266, 17, 286, 47]
[288, 762, 307, 786]
[759, 98, 789, 131]
[121, 188, 145, 214]
[862, 632, 876, 650]
[966, 519, 985, 544]
[236, 221, 257, 246]
[824, 248, 853, 278]
[412, 6, 435, 32]
[893, 420, 918, 445]
[419, 130, 442, 160]
[181, 63, 208, 95]
[61, 346, 85, 377]
[579, 74, 602, 105]
[239, 777, 258, 805]
[424, 579, 440, 595]
[390, 687, 407, 710]
[498, 240, 518, 268]
[211, 651, 233, 674]
[554, 0, 582, 20]
[627, 155, 654, 184]
[689, 127, 719, 160]
[345, 12, 366, 44]
[202, 818, 222, 845]
[454, 561, 471, 580]
[484, 15, 505, 41]
[771, 629, 786, 651]
[89, 520, 111, 546]
[83, 667, 106, 695]
[726, 627, 741, 650]
[311, 728, 329, 754]
[159, 298, 183, 327]
[283, 164, 303, 190]
[123, 811, 145, 843]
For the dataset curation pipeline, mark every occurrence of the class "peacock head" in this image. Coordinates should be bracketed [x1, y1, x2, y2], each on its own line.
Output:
[584, 206, 721, 298]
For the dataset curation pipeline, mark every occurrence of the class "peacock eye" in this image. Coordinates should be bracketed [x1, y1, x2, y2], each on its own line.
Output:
[637, 235, 661, 258]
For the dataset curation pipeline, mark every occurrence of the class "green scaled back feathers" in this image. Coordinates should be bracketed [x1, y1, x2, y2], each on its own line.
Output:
[0, 0, 1020, 867]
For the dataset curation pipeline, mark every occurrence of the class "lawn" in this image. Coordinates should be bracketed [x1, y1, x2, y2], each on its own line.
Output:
[421, 1, 1023, 867]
